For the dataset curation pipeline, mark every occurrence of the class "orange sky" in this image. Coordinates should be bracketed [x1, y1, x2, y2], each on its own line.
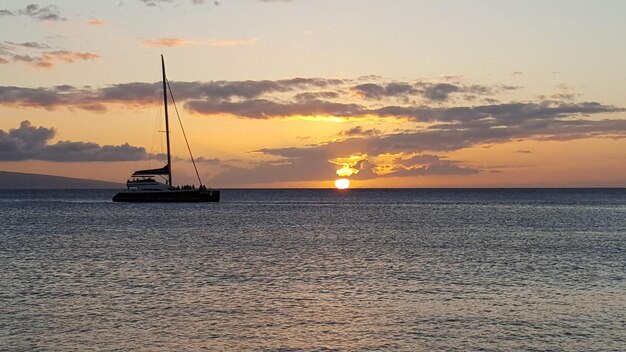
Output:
[1, 1, 625, 187]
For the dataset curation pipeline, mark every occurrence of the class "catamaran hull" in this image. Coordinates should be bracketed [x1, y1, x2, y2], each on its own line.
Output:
[112, 190, 220, 202]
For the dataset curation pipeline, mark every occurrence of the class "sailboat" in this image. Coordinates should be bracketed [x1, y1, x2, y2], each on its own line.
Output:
[112, 56, 220, 202]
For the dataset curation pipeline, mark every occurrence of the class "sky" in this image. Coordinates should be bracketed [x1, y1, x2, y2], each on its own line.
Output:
[0, 0, 625, 188]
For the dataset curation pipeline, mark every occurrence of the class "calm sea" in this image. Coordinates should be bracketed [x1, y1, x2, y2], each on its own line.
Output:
[1, 189, 625, 351]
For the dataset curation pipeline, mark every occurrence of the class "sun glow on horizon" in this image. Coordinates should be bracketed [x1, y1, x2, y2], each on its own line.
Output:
[335, 178, 350, 189]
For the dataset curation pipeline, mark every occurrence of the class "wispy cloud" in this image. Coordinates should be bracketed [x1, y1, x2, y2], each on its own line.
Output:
[5, 41, 51, 49]
[339, 126, 380, 137]
[143, 38, 187, 47]
[10, 50, 100, 69]
[389, 154, 479, 176]
[0, 41, 99, 68]
[0, 121, 152, 162]
[88, 18, 105, 25]
[0, 78, 341, 111]
[142, 37, 257, 47]
[18, 4, 65, 21]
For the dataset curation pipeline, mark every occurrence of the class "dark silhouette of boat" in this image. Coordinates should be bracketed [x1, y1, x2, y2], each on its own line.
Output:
[113, 56, 220, 202]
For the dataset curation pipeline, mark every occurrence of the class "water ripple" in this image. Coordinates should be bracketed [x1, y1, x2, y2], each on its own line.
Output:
[1, 189, 625, 351]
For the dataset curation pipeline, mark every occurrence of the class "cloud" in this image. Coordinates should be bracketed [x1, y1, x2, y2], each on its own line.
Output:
[0, 86, 71, 110]
[324, 117, 626, 156]
[294, 91, 340, 102]
[0, 41, 99, 68]
[373, 101, 622, 126]
[42, 50, 99, 63]
[0, 83, 161, 112]
[186, 98, 364, 119]
[0, 78, 622, 131]
[422, 83, 461, 101]
[388, 154, 479, 176]
[1, 75, 622, 185]
[18, 4, 65, 21]
[351, 82, 419, 100]
[352, 83, 388, 99]
[339, 126, 380, 137]
[385, 82, 418, 96]
[143, 37, 257, 47]
[210, 153, 336, 186]
[349, 81, 505, 102]
[143, 38, 186, 47]
[88, 18, 105, 25]
[1, 70, 621, 185]
[10, 50, 100, 68]
[330, 154, 368, 177]
[5, 41, 51, 49]
[210, 148, 478, 186]
[195, 157, 223, 164]
[217, 109, 625, 185]
[0, 9, 14, 16]
[0, 78, 347, 111]
[0, 121, 152, 162]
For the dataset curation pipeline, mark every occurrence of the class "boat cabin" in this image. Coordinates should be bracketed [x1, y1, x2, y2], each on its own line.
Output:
[126, 176, 171, 192]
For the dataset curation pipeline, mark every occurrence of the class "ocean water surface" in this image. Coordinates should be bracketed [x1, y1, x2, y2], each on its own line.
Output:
[1, 189, 625, 351]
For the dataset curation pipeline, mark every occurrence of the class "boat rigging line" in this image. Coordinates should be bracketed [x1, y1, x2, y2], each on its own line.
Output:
[166, 79, 203, 187]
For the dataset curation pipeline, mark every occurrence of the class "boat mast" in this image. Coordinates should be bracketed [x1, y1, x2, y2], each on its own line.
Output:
[161, 55, 172, 186]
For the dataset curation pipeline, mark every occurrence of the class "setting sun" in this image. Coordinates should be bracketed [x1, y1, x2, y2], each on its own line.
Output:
[335, 178, 350, 189]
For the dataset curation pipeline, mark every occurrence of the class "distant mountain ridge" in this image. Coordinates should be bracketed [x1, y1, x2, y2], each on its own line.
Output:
[0, 171, 122, 189]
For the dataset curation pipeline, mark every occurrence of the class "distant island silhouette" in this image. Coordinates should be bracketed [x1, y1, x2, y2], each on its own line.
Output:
[0, 171, 122, 189]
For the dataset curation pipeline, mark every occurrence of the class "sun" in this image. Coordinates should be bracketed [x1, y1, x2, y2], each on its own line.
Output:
[334, 178, 350, 189]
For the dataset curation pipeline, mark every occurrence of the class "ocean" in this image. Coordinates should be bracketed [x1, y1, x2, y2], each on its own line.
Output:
[1, 189, 625, 351]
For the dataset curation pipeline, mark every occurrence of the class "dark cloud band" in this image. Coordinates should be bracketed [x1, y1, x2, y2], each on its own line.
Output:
[0, 121, 152, 162]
